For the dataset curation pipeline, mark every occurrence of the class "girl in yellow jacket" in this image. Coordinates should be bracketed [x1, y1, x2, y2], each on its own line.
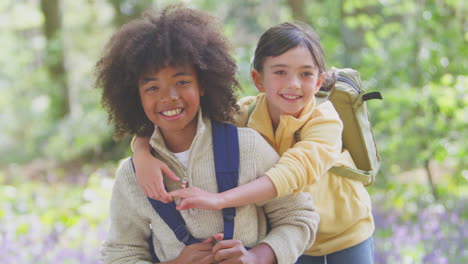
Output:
[133, 22, 374, 263]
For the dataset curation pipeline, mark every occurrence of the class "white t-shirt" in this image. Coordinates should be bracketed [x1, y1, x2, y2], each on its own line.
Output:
[171, 149, 190, 169]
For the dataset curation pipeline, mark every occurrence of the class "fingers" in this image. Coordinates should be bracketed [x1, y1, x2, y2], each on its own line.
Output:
[192, 241, 215, 251]
[213, 233, 224, 241]
[212, 240, 247, 263]
[153, 181, 172, 203]
[213, 239, 244, 253]
[169, 187, 195, 199]
[176, 198, 197, 210]
[201, 237, 215, 244]
[198, 254, 216, 264]
[161, 164, 180, 182]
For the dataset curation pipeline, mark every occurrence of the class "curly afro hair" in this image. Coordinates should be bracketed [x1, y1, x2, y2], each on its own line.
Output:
[96, 5, 241, 138]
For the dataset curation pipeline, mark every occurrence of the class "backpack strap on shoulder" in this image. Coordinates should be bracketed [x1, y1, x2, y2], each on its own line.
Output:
[130, 157, 201, 246]
[211, 120, 240, 240]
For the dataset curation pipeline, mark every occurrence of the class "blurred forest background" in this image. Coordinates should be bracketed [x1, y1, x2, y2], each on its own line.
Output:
[0, 0, 466, 263]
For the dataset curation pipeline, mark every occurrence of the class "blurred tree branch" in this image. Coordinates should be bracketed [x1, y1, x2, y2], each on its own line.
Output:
[287, 0, 306, 23]
[40, 0, 70, 120]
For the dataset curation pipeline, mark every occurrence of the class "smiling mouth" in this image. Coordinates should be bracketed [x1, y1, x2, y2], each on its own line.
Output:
[160, 108, 183, 117]
[281, 94, 301, 100]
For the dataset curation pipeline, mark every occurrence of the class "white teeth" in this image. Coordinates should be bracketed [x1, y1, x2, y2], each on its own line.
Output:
[161, 108, 182, 117]
[283, 95, 300, 99]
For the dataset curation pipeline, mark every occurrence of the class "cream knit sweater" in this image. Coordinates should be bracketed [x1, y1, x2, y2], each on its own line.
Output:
[101, 113, 319, 264]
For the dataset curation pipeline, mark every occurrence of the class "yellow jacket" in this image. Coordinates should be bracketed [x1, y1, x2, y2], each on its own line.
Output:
[235, 93, 374, 256]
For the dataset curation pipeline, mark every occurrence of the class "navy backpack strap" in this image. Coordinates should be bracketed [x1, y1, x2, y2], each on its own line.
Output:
[211, 120, 240, 240]
[130, 157, 200, 246]
[147, 198, 201, 245]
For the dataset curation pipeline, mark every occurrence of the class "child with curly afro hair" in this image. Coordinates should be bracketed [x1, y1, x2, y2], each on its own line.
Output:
[97, 5, 318, 264]
[96, 5, 240, 138]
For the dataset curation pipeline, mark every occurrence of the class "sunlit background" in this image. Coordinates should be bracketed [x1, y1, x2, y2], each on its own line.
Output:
[1, 0, 467, 263]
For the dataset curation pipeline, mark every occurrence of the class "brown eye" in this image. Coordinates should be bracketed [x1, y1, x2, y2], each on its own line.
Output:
[176, 80, 190, 85]
[274, 70, 286, 75]
[145, 86, 158, 92]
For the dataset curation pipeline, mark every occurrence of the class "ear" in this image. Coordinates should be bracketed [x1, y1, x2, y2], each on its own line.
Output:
[314, 72, 326, 94]
[251, 70, 265, 92]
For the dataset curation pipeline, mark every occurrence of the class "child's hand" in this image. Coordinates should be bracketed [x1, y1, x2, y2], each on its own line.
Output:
[169, 187, 226, 211]
[212, 240, 256, 264]
[134, 148, 179, 203]
[171, 239, 215, 264]
[171, 233, 223, 264]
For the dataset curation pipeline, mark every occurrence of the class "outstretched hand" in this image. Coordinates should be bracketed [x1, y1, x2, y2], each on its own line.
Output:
[169, 187, 226, 211]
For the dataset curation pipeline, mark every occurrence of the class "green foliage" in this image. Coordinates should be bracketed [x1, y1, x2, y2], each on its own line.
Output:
[1, 1, 466, 262]
[370, 74, 467, 182]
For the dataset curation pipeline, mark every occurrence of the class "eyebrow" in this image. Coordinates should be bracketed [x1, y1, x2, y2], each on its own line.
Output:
[141, 72, 193, 83]
[270, 64, 315, 69]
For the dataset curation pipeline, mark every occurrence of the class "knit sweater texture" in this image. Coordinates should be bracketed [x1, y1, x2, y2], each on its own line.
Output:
[101, 112, 319, 264]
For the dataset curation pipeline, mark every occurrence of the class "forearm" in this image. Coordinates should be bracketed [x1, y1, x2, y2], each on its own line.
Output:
[220, 176, 277, 208]
[249, 243, 277, 264]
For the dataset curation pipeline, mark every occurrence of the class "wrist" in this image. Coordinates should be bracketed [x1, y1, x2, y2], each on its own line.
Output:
[249, 243, 276, 264]
[134, 136, 151, 154]
[218, 191, 231, 210]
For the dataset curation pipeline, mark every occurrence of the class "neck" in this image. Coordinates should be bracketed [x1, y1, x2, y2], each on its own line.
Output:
[159, 121, 198, 153]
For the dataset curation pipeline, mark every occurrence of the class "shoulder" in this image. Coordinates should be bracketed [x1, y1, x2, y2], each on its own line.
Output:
[114, 157, 138, 187]
[303, 100, 342, 128]
[299, 100, 343, 139]
[236, 126, 272, 151]
[313, 100, 340, 119]
[237, 126, 279, 168]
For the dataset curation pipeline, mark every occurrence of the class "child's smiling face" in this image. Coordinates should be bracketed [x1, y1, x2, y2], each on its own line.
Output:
[138, 65, 204, 140]
[252, 45, 324, 121]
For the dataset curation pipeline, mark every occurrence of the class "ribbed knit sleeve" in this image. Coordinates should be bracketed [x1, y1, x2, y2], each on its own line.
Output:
[266, 101, 343, 197]
[261, 192, 319, 264]
[252, 132, 319, 264]
[100, 158, 154, 264]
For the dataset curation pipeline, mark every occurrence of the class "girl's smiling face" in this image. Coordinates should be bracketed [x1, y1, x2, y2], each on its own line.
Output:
[252, 45, 324, 124]
[138, 65, 204, 143]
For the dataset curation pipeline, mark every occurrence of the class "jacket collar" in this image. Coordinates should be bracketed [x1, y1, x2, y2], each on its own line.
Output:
[149, 109, 210, 162]
[247, 93, 316, 154]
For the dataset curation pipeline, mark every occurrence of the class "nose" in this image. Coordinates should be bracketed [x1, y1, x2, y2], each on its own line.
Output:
[162, 86, 179, 101]
[289, 76, 301, 90]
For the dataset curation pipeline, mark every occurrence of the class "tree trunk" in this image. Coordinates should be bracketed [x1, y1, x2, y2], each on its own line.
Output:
[424, 159, 438, 200]
[287, 0, 307, 22]
[338, 0, 360, 66]
[40, 0, 69, 120]
[409, 0, 424, 86]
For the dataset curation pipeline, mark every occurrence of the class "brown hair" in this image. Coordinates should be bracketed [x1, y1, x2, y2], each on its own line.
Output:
[252, 22, 336, 91]
[95, 5, 240, 138]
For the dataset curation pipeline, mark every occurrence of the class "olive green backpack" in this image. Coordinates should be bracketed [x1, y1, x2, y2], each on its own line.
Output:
[248, 68, 382, 185]
[316, 68, 382, 185]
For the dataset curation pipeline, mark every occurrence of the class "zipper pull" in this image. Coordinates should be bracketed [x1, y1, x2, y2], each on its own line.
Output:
[181, 179, 188, 189]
